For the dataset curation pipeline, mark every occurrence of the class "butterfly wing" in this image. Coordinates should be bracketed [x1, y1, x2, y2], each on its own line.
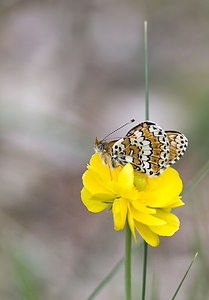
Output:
[111, 121, 170, 176]
[166, 131, 188, 166]
[97, 122, 188, 177]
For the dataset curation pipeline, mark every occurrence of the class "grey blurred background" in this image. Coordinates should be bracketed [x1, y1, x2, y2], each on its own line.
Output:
[0, 0, 208, 299]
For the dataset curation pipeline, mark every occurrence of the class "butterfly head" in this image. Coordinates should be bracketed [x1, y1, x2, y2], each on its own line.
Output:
[95, 119, 135, 154]
[95, 137, 117, 168]
[95, 137, 105, 151]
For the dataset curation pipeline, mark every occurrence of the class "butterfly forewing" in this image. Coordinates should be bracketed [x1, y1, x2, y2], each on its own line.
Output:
[111, 122, 170, 176]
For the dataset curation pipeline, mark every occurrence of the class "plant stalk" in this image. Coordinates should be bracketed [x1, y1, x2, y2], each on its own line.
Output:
[141, 20, 149, 300]
[125, 221, 132, 300]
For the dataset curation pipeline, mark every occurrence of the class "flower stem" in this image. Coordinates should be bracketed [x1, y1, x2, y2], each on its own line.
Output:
[125, 221, 132, 300]
[142, 241, 148, 300]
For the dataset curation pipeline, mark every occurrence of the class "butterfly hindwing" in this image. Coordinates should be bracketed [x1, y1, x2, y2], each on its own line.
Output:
[166, 131, 188, 166]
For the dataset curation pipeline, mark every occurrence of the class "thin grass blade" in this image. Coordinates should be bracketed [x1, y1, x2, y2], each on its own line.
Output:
[171, 252, 198, 300]
[11, 253, 39, 300]
[182, 159, 209, 197]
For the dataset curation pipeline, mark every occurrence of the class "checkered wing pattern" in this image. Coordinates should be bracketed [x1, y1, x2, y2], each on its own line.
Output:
[165, 131, 188, 166]
[95, 121, 188, 177]
[111, 122, 170, 176]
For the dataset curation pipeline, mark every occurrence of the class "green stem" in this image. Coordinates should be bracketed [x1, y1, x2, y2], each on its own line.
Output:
[144, 21, 149, 121]
[125, 221, 132, 300]
[141, 20, 149, 300]
[142, 241, 148, 300]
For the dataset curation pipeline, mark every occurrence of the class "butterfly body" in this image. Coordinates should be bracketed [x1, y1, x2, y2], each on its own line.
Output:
[95, 121, 188, 176]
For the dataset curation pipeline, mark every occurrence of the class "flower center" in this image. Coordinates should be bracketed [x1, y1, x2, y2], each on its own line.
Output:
[134, 174, 147, 191]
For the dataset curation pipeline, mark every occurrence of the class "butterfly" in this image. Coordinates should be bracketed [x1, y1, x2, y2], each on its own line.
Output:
[95, 121, 188, 176]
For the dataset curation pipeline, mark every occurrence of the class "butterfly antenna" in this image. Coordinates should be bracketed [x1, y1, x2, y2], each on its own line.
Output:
[101, 119, 135, 141]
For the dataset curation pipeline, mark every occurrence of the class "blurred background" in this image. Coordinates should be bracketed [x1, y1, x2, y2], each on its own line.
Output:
[0, 0, 208, 299]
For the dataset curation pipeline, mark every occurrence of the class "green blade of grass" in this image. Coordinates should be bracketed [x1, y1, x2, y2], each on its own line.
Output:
[171, 252, 198, 300]
[11, 252, 39, 300]
[144, 20, 149, 121]
[142, 20, 149, 300]
[182, 159, 209, 197]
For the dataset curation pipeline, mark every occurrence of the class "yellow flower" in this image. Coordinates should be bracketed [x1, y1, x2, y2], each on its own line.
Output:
[81, 153, 184, 247]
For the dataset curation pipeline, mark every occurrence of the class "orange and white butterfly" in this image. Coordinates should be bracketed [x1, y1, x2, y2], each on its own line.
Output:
[95, 121, 188, 176]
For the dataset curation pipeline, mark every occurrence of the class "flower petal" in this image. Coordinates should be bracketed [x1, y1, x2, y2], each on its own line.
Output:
[90, 193, 115, 203]
[82, 168, 112, 194]
[110, 164, 140, 200]
[131, 201, 156, 214]
[118, 163, 134, 188]
[144, 168, 183, 208]
[111, 184, 140, 200]
[165, 197, 184, 208]
[88, 153, 111, 179]
[127, 205, 136, 241]
[132, 209, 166, 226]
[134, 221, 160, 247]
[149, 209, 180, 236]
[112, 198, 127, 230]
[81, 188, 110, 212]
